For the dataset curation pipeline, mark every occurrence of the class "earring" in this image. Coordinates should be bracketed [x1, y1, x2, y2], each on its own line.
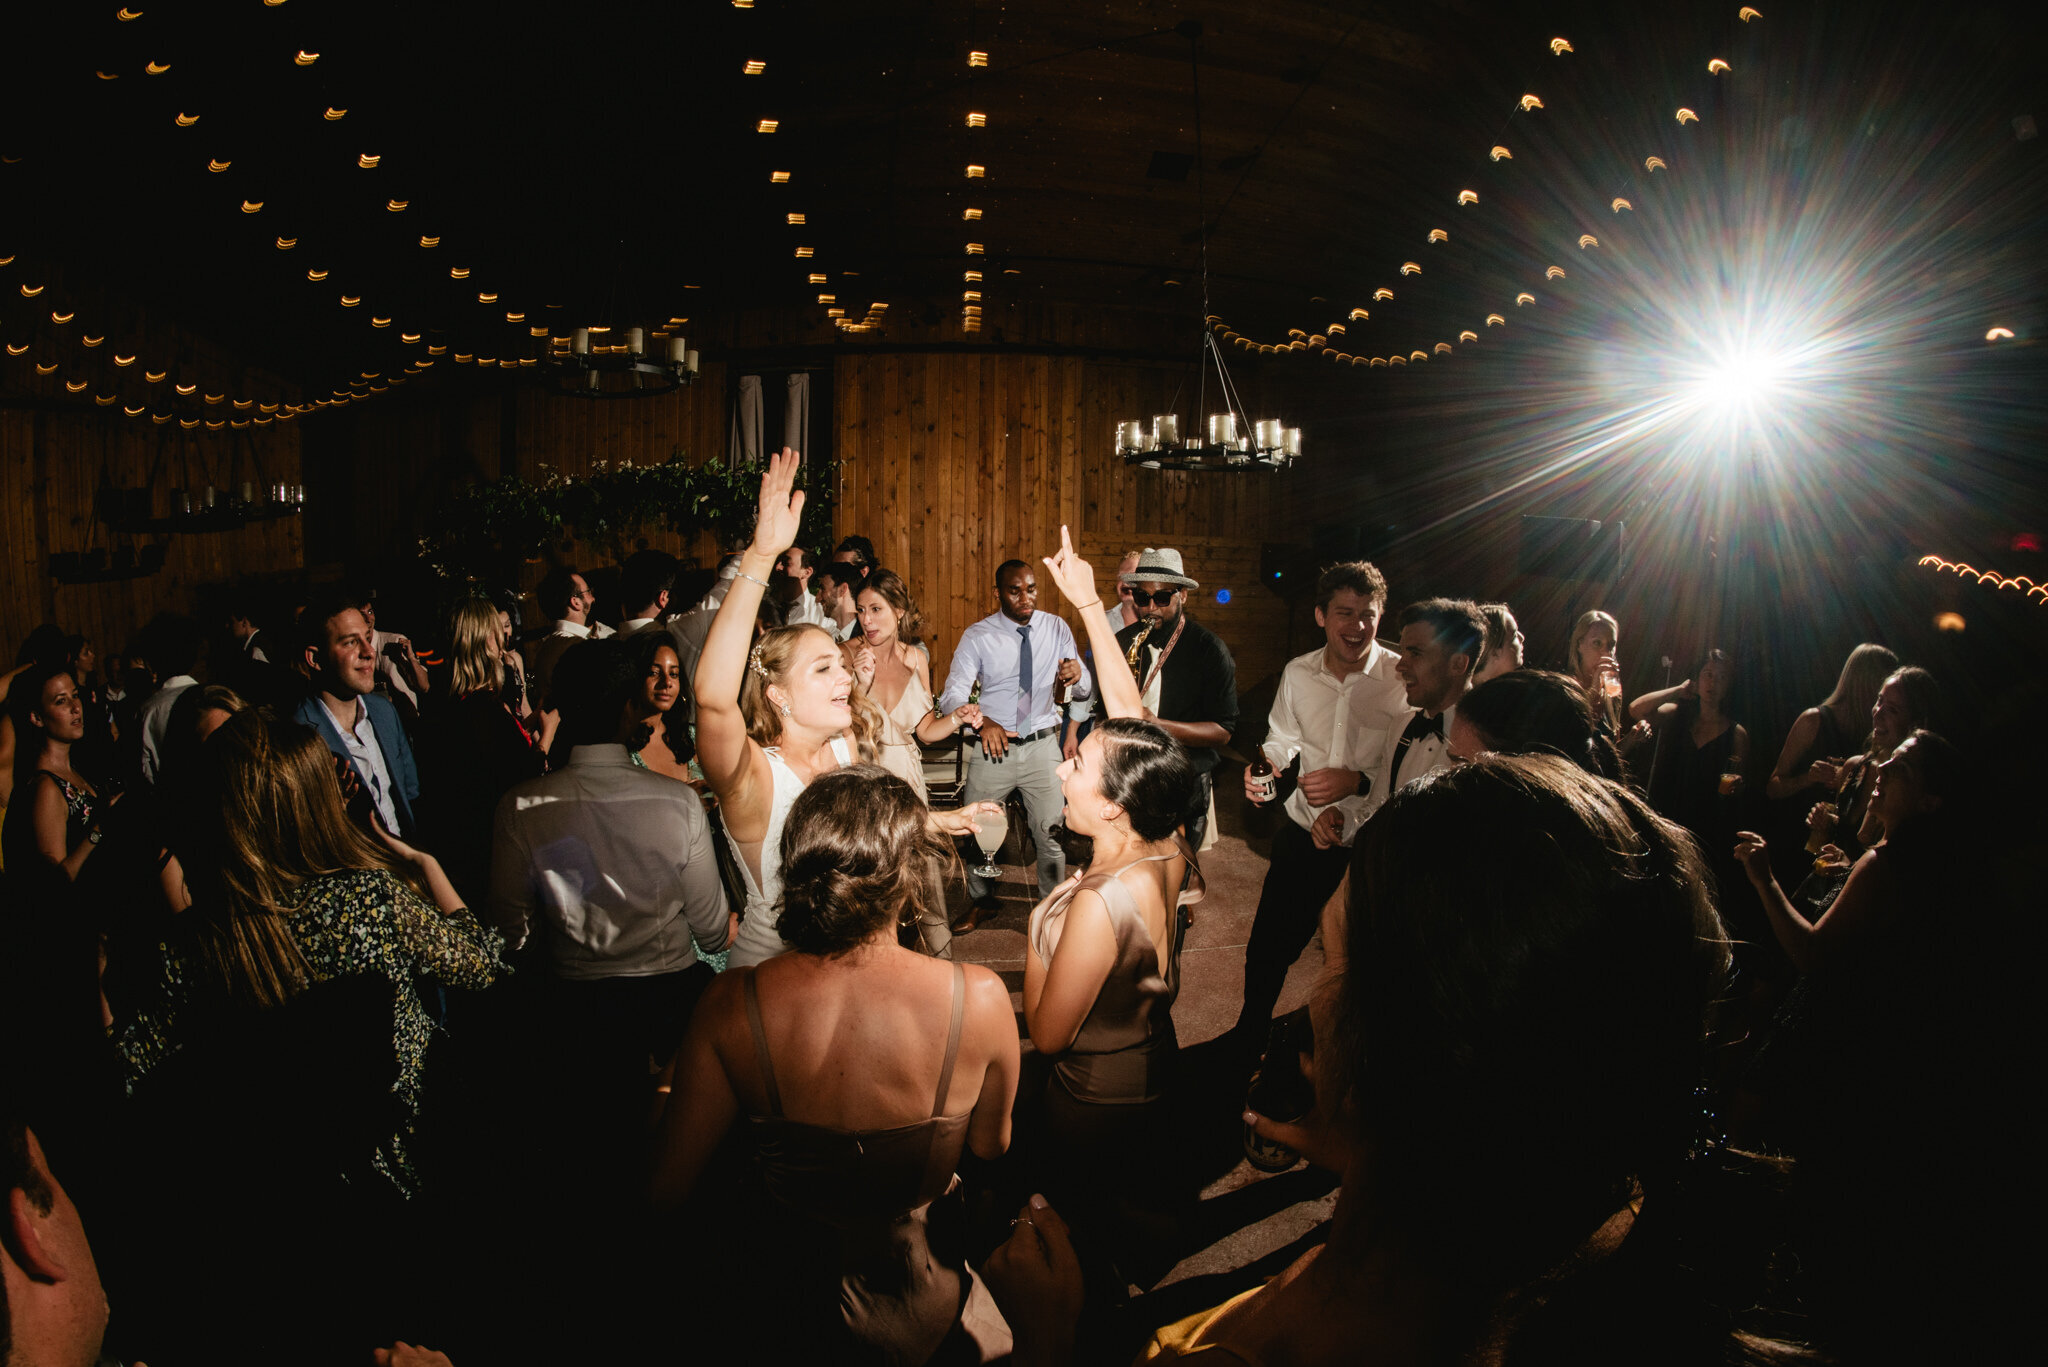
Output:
[780, 703, 792, 718]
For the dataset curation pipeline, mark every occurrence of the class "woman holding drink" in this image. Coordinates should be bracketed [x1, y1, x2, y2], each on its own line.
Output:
[694, 449, 998, 967]
[1019, 527, 1205, 1259]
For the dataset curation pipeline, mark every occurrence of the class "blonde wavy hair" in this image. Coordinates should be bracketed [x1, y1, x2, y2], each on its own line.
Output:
[448, 598, 505, 698]
[741, 624, 880, 763]
[1566, 609, 1620, 678]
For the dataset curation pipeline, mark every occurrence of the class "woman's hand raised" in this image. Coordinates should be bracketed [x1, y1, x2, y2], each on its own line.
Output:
[750, 447, 807, 559]
[1039, 525, 1100, 610]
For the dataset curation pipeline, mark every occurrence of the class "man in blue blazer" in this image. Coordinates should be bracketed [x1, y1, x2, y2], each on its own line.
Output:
[293, 586, 421, 839]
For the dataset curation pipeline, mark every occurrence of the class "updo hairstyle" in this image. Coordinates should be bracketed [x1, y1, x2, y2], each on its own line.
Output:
[1092, 717, 1200, 843]
[774, 765, 954, 956]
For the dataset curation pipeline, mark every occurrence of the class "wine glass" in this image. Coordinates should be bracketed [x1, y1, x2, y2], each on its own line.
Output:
[971, 809, 1006, 879]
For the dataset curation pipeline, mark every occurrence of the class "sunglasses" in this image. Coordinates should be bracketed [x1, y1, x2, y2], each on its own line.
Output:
[1129, 589, 1181, 607]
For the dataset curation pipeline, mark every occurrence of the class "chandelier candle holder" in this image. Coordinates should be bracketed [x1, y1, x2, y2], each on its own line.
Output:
[550, 329, 701, 398]
[1116, 331, 1299, 471]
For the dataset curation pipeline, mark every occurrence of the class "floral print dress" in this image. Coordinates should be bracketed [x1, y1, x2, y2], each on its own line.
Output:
[117, 867, 505, 1196]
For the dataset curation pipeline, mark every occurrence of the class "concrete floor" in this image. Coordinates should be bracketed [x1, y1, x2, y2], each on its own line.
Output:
[941, 757, 1336, 1308]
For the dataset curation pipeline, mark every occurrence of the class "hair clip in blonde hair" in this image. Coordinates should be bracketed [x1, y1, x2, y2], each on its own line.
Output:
[748, 645, 772, 681]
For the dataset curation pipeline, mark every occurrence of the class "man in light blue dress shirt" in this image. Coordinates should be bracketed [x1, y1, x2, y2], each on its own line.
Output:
[938, 559, 1089, 923]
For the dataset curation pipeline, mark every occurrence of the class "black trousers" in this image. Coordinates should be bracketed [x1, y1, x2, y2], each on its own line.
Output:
[1236, 815, 1353, 1036]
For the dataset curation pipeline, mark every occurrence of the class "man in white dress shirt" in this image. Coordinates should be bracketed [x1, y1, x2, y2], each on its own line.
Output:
[815, 562, 864, 642]
[1233, 562, 1409, 1045]
[136, 616, 204, 785]
[530, 565, 616, 709]
[775, 546, 827, 627]
[939, 559, 1089, 925]
[614, 550, 677, 638]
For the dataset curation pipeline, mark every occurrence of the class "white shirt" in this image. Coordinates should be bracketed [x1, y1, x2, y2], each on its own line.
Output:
[617, 616, 665, 638]
[1261, 641, 1408, 841]
[938, 611, 1091, 735]
[783, 589, 827, 627]
[696, 567, 738, 614]
[138, 675, 199, 784]
[334, 695, 402, 833]
[489, 744, 730, 979]
[1347, 701, 1460, 842]
[550, 618, 615, 641]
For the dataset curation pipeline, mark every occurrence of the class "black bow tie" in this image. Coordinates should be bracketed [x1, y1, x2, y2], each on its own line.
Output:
[1402, 710, 1444, 745]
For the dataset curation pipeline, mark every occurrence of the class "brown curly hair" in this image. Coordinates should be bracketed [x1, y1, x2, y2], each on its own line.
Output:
[857, 569, 926, 646]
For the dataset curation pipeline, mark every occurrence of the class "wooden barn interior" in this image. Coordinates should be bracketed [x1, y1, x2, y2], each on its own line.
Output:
[4, 3, 2047, 1361]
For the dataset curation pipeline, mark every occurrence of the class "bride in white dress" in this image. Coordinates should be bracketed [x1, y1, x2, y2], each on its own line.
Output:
[694, 450, 997, 967]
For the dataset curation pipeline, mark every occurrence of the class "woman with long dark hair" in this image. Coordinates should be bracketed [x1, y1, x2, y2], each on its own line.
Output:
[1031, 529, 1205, 1249]
[652, 765, 1021, 1362]
[3, 661, 117, 882]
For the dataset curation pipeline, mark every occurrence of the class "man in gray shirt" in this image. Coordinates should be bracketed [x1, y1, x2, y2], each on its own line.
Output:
[490, 639, 732, 1068]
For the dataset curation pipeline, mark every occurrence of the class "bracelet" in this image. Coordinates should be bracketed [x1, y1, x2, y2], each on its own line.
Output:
[1073, 600, 1102, 611]
[736, 570, 771, 590]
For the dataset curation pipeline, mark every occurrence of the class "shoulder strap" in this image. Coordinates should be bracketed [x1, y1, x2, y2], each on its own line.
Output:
[932, 962, 966, 1118]
[742, 972, 784, 1118]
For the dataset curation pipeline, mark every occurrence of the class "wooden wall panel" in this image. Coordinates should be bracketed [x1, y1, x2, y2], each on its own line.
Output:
[1, 407, 303, 665]
[833, 351, 1308, 706]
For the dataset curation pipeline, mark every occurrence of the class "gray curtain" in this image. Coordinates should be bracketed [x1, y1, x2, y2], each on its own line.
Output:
[730, 374, 764, 463]
[784, 372, 811, 460]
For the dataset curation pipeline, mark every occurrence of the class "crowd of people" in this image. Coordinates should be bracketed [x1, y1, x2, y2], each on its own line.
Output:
[1, 449, 2022, 1366]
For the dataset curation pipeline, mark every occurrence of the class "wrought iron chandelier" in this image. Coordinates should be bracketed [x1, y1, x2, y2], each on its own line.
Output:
[546, 327, 700, 399]
[1116, 24, 1299, 472]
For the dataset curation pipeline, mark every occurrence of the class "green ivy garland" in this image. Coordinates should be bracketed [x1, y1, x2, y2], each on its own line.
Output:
[419, 450, 839, 584]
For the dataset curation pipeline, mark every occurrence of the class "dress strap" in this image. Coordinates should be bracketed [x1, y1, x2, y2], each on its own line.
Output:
[742, 972, 785, 1118]
[932, 961, 966, 1118]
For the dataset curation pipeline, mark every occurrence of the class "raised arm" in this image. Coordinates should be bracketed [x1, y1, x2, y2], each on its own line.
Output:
[693, 449, 805, 814]
[1040, 526, 1141, 719]
[1734, 831, 1888, 973]
[1629, 677, 1695, 723]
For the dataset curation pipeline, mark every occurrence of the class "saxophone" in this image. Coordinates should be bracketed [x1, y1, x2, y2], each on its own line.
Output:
[1124, 619, 1157, 678]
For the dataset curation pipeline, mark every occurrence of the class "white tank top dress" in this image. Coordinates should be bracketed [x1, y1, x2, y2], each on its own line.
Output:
[725, 735, 854, 968]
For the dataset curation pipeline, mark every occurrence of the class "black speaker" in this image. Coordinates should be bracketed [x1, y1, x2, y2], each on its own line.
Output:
[1518, 516, 1625, 582]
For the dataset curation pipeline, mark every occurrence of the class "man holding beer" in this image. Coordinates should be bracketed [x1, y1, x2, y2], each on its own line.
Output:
[1232, 562, 1408, 1054]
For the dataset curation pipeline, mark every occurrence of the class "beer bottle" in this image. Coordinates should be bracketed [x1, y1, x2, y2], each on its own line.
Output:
[1247, 753, 1277, 804]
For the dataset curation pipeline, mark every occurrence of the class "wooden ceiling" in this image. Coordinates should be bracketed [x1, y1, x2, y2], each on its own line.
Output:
[3, 1, 2043, 402]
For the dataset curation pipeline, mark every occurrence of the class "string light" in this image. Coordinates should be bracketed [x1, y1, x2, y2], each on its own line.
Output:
[359, 153, 381, 168]
[743, 60, 766, 75]
[145, 60, 171, 74]
[175, 112, 199, 126]
[294, 50, 319, 65]
[757, 119, 778, 133]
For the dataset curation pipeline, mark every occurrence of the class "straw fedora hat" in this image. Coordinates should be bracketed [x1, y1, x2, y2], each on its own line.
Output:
[1119, 547, 1199, 590]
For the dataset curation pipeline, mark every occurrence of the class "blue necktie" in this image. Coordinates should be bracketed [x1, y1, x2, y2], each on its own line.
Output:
[1016, 624, 1034, 726]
